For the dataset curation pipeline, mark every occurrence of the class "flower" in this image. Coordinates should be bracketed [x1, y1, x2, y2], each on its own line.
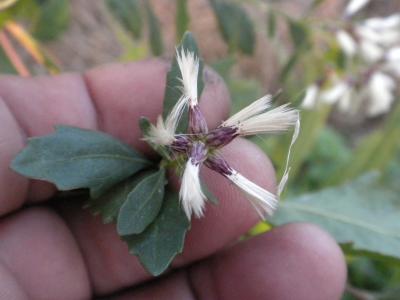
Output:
[145, 50, 300, 220]
[301, 84, 320, 109]
[344, 0, 371, 17]
[366, 72, 396, 116]
[336, 30, 357, 57]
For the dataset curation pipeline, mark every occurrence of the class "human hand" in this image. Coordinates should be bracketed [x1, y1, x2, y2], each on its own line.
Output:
[0, 60, 346, 300]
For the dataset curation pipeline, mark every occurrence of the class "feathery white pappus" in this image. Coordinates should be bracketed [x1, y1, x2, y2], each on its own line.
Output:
[223, 95, 272, 127]
[223, 96, 298, 136]
[180, 161, 206, 219]
[176, 48, 200, 107]
[145, 95, 187, 146]
[227, 170, 278, 219]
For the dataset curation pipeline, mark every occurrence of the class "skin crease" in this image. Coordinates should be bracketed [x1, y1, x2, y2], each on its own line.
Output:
[0, 59, 346, 299]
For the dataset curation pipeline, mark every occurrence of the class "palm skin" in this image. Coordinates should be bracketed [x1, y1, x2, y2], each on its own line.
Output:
[0, 60, 346, 300]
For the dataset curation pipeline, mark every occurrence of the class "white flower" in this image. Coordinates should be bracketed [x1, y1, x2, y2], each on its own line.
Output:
[359, 39, 384, 62]
[179, 160, 206, 219]
[227, 170, 277, 218]
[320, 81, 351, 104]
[356, 23, 400, 48]
[336, 30, 358, 57]
[366, 72, 396, 116]
[176, 48, 200, 107]
[386, 47, 400, 62]
[147, 49, 300, 220]
[384, 47, 400, 76]
[364, 14, 400, 31]
[344, 0, 370, 17]
[302, 84, 320, 109]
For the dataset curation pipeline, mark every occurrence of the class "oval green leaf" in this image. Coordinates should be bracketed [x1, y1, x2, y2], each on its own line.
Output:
[85, 170, 153, 224]
[11, 125, 152, 198]
[271, 173, 400, 261]
[117, 168, 166, 235]
[124, 190, 190, 276]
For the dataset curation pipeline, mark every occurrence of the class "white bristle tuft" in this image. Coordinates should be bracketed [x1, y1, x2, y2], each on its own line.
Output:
[179, 161, 206, 220]
[176, 48, 200, 107]
[227, 170, 278, 219]
[223, 95, 272, 127]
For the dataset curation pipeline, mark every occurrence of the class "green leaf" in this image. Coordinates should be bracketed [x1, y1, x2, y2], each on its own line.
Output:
[271, 172, 400, 261]
[32, 0, 70, 41]
[125, 190, 190, 276]
[162, 31, 204, 133]
[11, 126, 151, 198]
[85, 171, 153, 224]
[267, 9, 277, 39]
[210, 0, 255, 55]
[144, 2, 164, 56]
[176, 0, 189, 41]
[288, 18, 310, 50]
[106, 0, 143, 39]
[117, 168, 166, 235]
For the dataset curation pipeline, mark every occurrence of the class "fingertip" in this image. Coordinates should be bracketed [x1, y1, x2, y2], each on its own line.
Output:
[190, 222, 346, 300]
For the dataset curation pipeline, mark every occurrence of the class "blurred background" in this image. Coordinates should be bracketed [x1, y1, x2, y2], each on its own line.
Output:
[1, 0, 399, 299]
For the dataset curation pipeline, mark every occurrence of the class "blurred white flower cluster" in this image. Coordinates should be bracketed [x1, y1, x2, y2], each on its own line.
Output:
[303, 0, 400, 117]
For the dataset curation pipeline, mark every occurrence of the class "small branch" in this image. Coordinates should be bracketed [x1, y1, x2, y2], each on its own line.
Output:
[5, 21, 44, 64]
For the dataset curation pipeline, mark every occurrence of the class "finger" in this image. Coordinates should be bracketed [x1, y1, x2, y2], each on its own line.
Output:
[0, 72, 97, 212]
[106, 223, 346, 300]
[61, 137, 275, 295]
[107, 271, 194, 300]
[0, 59, 229, 215]
[188, 223, 347, 300]
[0, 208, 91, 300]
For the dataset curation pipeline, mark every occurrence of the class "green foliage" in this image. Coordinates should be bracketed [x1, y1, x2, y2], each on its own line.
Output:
[163, 32, 204, 132]
[144, 1, 164, 56]
[0, 0, 39, 27]
[288, 19, 310, 51]
[32, 0, 70, 41]
[117, 169, 166, 235]
[106, 0, 143, 39]
[85, 171, 153, 224]
[292, 127, 352, 192]
[124, 190, 190, 276]
[267, 9, 277, 39]
[176, 0, 189, 41]
[210, 0, 255, 55]
[11, 126, 152, 198]
[328, 102, 400, 186]
[272, 172, 400, 261]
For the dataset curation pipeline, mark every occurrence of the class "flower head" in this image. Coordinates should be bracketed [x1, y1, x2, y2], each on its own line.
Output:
[146, 50, 299, 220]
